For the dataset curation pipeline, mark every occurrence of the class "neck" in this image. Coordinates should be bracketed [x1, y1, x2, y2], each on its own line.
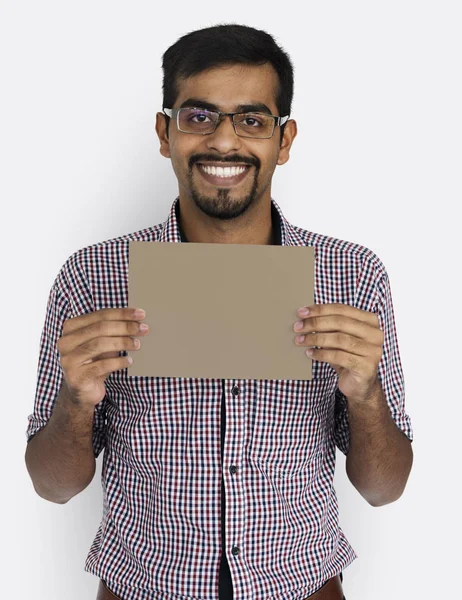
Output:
[178, 194, 275, 245]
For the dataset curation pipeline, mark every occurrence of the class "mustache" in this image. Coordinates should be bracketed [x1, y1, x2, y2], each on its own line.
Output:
[189, 154, 259, 170]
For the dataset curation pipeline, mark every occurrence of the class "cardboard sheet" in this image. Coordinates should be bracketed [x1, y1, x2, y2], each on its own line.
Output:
[127, 241, 314, 380]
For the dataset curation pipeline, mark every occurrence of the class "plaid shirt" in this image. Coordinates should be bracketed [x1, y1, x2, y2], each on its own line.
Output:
[26, 197, 413, 600]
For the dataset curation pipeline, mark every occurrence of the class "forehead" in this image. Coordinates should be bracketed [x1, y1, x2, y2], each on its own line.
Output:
[173, 62, 280, 113]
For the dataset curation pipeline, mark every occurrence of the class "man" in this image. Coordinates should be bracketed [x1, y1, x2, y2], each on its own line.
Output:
[25, 24, 413, 600]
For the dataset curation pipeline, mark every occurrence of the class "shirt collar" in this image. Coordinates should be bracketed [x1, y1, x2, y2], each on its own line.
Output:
[159, 196, 295, 246]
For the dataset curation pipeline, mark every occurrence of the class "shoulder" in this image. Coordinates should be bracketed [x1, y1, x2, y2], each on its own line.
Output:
[52, 221, 164, 295]
[291, 224, 389, 281]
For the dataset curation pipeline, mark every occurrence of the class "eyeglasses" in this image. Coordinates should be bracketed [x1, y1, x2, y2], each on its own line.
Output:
[163, 107, 289, 139]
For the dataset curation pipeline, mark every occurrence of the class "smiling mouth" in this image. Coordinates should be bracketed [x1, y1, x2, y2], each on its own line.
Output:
[195, 163, 252, 186]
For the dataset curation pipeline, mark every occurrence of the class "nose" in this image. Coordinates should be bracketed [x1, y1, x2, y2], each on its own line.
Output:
[205, 115, 242, 154]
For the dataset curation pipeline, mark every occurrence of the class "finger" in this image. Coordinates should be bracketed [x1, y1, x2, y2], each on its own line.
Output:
[295, 315, 384, 345]
[58, 319, 144, 356]
[93, 341, 143, 363]
[82, 349, 124, 365]
[65, 335, 139, 367]
[299, 304, 379, 327]
[306, 348, 378, 377]
[62, 307, 145, 335]
[296, 332, 382, 358]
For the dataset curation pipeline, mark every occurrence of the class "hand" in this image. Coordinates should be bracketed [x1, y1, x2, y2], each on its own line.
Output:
[293, 304, 384, 402]
[57, 307, 149, 407]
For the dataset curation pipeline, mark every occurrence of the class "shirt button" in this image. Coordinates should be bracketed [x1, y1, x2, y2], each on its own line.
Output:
[232, 386, 240, 396]
[231, 545, 240, 556]
[229, 465, 237, 475]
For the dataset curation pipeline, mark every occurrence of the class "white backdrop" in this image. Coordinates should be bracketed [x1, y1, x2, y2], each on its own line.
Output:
[1, 1, 461, 598]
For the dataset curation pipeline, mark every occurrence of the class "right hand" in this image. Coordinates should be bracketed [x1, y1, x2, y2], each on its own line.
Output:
[57, 307, 149, 408]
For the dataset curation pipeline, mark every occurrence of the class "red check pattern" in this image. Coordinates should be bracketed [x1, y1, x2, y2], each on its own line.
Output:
[26, 197, 413, 600]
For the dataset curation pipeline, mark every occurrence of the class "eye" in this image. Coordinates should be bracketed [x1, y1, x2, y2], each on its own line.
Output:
[242, 116, 264, 127]
[188, 110, 212, 123]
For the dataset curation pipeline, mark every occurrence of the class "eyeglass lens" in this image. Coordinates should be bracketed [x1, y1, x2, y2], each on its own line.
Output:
[177, 108, 274, 138]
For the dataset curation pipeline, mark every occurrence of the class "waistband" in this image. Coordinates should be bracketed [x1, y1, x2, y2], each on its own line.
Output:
[97, 574, 344, 600]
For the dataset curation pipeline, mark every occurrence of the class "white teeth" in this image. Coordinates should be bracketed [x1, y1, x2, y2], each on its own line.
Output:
[200, 165, 247, 178]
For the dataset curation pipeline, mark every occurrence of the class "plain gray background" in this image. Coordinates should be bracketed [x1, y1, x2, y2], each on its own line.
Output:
[2, 1, 461, 598]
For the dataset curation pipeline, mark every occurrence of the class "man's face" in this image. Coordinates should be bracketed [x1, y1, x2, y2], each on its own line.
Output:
[156, 62, 296, 222]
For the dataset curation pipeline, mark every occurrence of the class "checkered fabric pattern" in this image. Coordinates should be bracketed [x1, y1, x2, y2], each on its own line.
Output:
[26, 197, 413, 600]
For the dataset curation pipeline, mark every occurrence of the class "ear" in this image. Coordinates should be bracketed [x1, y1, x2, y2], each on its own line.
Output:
[276, 119, 297, 166]
[155, 112, 171, 159]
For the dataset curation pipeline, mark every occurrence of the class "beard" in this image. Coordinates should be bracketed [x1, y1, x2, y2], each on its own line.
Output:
[188, 166, 261, 222]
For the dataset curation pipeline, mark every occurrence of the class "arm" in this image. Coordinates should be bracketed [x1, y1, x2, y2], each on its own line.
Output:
[345, 379, 413, 507]
[294, 290, 413, 507]
[25, 380, 96, 504]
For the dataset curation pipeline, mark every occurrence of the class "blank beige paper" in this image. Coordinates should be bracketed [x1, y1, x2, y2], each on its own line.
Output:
[127, 241, 314, 381]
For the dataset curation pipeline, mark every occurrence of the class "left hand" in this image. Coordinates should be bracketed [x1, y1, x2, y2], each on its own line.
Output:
[293, 304, 384, 402]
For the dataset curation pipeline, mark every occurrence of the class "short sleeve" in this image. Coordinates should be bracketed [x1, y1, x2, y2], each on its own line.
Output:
[334, 267, 413, 456]
[26, 274, 107, 458]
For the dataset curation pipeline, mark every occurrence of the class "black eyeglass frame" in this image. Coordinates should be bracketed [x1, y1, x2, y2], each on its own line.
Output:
[162, 107, 290, 139]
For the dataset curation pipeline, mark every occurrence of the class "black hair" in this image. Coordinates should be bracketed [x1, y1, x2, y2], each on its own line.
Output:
[161, 23, 294, 144]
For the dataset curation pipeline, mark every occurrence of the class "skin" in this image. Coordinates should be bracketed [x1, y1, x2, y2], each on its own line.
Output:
[155, 61, 413, 507]
[155, 62, 297, 245]
[294, 304, 413, 506]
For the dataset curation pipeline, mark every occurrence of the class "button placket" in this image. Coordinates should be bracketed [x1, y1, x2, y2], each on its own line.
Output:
[228, 388, 239, 477]
[226, 383, 243, 564]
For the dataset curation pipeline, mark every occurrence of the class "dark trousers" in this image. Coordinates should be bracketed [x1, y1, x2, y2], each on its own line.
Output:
[218, 557, 346, 599]
[98, 570, 346, 599]
[340, 571, 346, 599]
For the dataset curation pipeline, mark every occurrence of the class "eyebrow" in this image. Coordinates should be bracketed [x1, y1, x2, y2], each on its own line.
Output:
[178, 98, 275, 115]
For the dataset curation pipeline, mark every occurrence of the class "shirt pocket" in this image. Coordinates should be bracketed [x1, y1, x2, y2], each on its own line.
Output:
[247, 372, 338, 477]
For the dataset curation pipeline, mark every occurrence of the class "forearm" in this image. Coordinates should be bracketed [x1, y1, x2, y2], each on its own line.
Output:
[345, 380, 413, 507]
[25, 381, 96, 504]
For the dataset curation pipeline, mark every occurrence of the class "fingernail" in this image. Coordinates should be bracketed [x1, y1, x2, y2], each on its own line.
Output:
[298, 308, 310, 317]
